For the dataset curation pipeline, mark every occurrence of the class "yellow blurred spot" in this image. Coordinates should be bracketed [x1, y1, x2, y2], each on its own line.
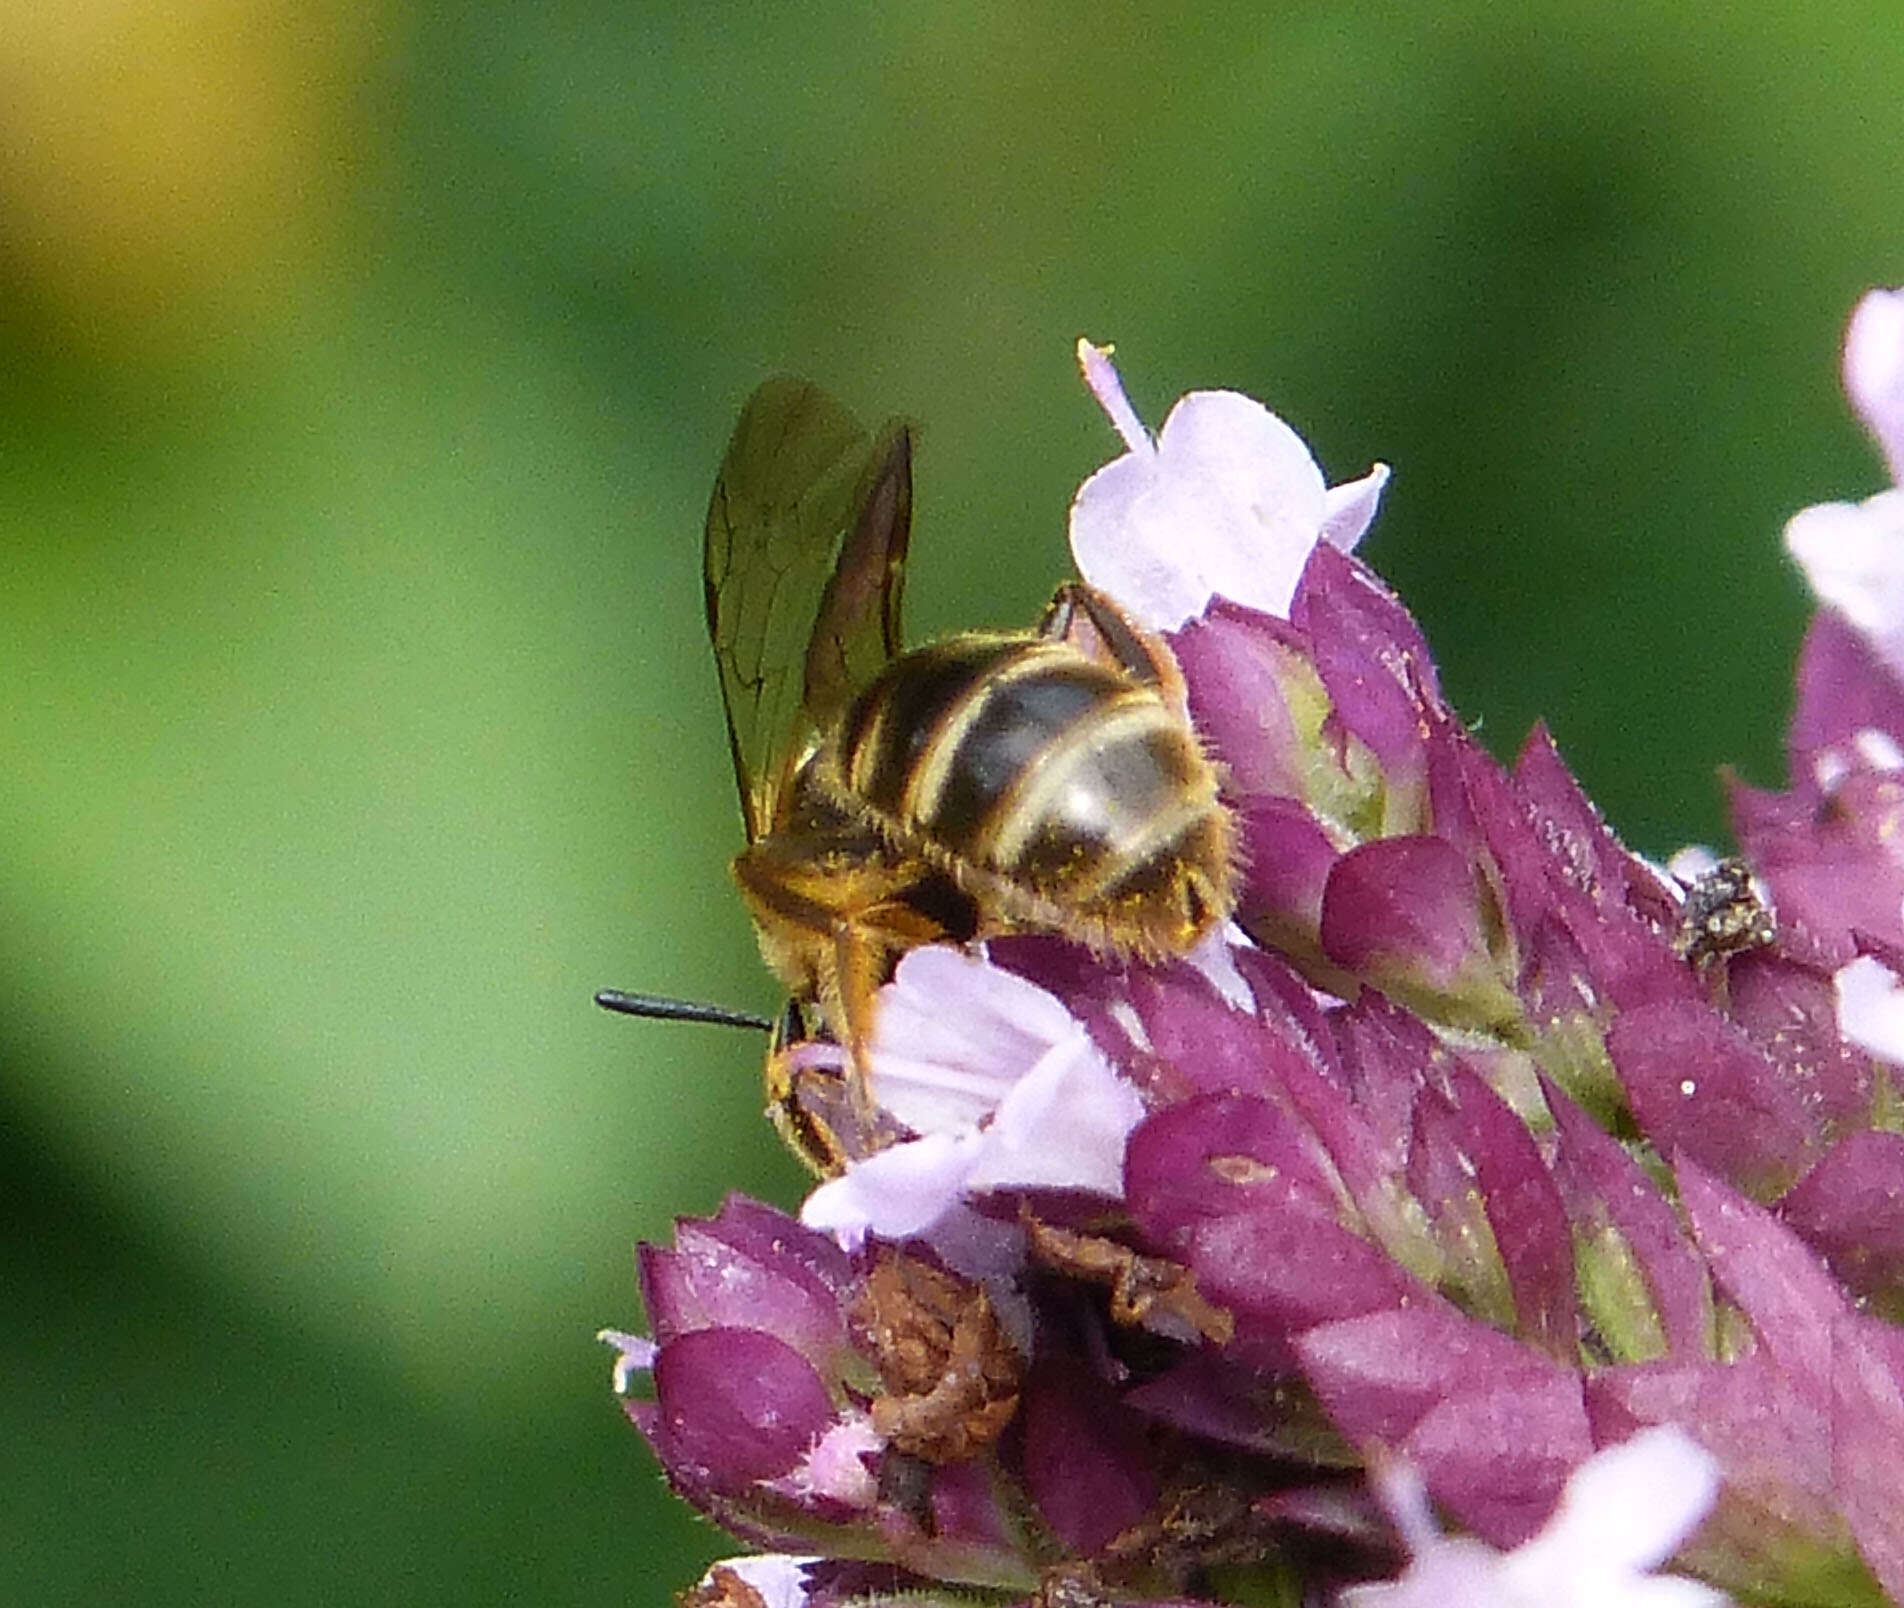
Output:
[0, 0, 374, 350]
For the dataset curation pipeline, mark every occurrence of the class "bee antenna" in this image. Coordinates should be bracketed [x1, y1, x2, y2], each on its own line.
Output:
[593, 989, 773, 1033]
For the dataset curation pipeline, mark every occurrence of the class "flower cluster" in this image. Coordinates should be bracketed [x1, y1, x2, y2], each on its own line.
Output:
[608, 303, 1904, 1607]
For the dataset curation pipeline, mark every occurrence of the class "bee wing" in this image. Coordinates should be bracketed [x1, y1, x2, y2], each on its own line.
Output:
[704, 378, 912, 841]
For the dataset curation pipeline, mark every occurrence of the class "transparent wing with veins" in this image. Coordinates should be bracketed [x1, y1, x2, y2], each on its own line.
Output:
[703, 377, 912, 841]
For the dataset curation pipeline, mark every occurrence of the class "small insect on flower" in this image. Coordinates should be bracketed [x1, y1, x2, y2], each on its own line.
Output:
[690, 377, 1237, 1172]
[1671, 855, 1776, 967]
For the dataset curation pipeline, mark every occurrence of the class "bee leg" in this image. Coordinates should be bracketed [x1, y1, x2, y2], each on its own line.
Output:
[764, 1005, 858, 1180]
[1040, 581, 1186, 701]
[827, 911, 922, 1129]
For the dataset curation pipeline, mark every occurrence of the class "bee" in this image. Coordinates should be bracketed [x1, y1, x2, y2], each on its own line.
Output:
[1672, 855, 1776, 968]
[698, 378, 1237, 1173]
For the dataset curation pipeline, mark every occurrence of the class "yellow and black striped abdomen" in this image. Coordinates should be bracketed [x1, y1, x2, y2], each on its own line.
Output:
[829, 634, 1233, 957]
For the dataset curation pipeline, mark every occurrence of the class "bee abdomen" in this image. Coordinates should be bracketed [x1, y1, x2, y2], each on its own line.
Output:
[836, 637, 1232, 952]
[839, 636, 1026, 820]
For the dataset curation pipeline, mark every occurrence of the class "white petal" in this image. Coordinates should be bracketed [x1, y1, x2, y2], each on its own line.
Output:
[1501, 1428, 1730, 1607]
[1351, 1431, 1731, 1608]
[967, 1028, 1144, 1196]
[1338, 1538, 1512, 1608]
[1184, 924, 1257, 1012]
[1835, 954, 1904, 1067]
[1321, 461, 1392, 553]
[1854, 726, 1904, 770]
[695, 1556, 820, 1608]
[798, 1129, 981, 1249]
[1845, 288, 1904, 484]
[1784, 489, 1904, 677]
[1070, 449, 1211, 631]
[803, 952, 1146, 1245]
[1665, 846, 1721, 886]
[1151, 389, 1329, 620]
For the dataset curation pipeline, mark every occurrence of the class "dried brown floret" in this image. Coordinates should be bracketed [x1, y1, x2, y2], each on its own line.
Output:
[849, 1249, 1023, 1462]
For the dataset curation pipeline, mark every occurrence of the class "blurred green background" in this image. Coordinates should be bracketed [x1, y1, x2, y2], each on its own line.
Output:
[3, 2, 1902, 1601]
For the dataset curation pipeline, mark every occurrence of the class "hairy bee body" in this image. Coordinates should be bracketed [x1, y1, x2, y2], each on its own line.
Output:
[820, 631, 1232, 959]
[699, 376, 1235, 1173]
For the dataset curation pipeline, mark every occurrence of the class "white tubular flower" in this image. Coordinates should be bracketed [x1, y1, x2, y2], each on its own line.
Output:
[800, 947, 1144, 1249]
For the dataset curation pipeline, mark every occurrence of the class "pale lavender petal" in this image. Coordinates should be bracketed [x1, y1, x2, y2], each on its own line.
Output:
[799, 1130, 978, 1249]
[1069, 450, 1208, 631]
[1845, 287, 1904, 483]
[808, 950, 1143, 1245]
[867, 946, 1083, 1134]
[967, 1029, 1144, 1196]
[1835, 953, 1904, 1066]
[1319, 461, 1392, 553]
[1666, 845, 1722, 885]
[1070, 380, 1333, 629]
[1784, 488, 1904, 677]
[1143, 392, 1327, 626]
[803, 1039, 1140, 1244]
